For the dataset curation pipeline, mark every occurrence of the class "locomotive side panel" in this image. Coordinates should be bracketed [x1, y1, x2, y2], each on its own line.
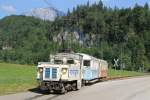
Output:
[91, 59, 100, 79]
[78, 53, 107, 81]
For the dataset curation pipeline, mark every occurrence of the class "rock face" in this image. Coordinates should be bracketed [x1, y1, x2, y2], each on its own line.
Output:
[24, 7, 64, 21]
[53, 31, 100, 47]
[53, 31, 82, 45]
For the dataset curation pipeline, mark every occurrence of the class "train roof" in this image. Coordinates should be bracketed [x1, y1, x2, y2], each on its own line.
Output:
[77, 53, 107, 63]
[52, 52, 82, 60]
[76, 53, 98, 60]
[50, 52, 107, 63]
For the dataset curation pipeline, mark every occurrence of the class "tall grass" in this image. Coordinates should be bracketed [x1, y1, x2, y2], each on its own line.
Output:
[108, 68, 145, 78]
[0, 63, 37, 95]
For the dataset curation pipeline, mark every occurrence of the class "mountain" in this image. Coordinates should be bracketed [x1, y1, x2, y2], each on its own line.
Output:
[24, 7, 65, 21]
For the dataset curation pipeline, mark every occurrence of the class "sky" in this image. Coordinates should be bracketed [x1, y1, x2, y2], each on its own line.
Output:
[0, 0, 150, 19]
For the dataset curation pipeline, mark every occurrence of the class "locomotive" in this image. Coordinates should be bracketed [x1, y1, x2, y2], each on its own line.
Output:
[36, 52, 108, 93]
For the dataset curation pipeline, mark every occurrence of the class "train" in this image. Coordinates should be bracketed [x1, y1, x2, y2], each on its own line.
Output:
[36, 52, 108, 93]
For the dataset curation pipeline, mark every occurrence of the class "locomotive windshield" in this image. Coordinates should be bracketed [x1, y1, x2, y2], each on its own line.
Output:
[54, 60, 63, 64]
[67, 60, 74, 64]
[83, 60, 90, 67]
[54, 59, 75, 64]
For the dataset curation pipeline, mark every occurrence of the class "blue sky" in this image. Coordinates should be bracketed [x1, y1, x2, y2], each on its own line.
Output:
[0, 0, 150, 19]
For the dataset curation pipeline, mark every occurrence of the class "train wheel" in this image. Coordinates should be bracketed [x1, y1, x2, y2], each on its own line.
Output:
[49, 89, 54, 93]
[72, 82, 77, 91]
[82, 80, 86, 86]
[60, 84, 67, 94]
[60, 88, 67, 94]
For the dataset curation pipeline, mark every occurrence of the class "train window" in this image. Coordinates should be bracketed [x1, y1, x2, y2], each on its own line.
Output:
[54, 60, 63, 64]
[67, 60, 74, 64]
[83, 60, 90, 66]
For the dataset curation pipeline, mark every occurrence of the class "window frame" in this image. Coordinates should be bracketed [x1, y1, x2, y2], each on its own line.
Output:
[83, 60, 91, 67]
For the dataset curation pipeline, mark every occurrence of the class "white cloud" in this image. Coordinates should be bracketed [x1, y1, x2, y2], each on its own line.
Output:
[1, 4, 16, 14]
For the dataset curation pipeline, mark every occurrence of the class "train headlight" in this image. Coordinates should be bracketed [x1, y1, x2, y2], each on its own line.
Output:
[39, 68, 43, 73]
[61, 68, 67, 74]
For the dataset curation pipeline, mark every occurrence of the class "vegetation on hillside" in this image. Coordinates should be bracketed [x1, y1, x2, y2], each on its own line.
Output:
[0, 1, 150, 72]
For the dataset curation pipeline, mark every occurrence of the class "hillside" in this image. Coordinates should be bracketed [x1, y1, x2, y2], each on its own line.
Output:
[0, 1, 150, 72]
[0, 15, 54, 64]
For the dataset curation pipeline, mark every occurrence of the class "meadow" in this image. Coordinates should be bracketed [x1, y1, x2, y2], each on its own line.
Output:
[0, 63, 37, 95]
[108, 68, 146, 78]
[0, 63, 146, 95]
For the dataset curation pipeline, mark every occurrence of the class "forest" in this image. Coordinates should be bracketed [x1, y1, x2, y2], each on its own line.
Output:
[0, 1, 150, 72]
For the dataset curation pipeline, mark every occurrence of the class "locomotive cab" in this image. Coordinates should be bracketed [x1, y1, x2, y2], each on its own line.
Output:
[37, 53, 83, 93]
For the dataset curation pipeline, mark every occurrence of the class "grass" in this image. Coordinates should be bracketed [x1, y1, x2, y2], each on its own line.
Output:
[108, 68, 146, 78]
[0, 63, 37, 95]
[0, 63, 147, 95]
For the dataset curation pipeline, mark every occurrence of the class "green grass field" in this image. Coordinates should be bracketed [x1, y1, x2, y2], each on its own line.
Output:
[0, 63, 37, 95]
[0, 63, 147, 95]
[108, 68, 145, 78]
